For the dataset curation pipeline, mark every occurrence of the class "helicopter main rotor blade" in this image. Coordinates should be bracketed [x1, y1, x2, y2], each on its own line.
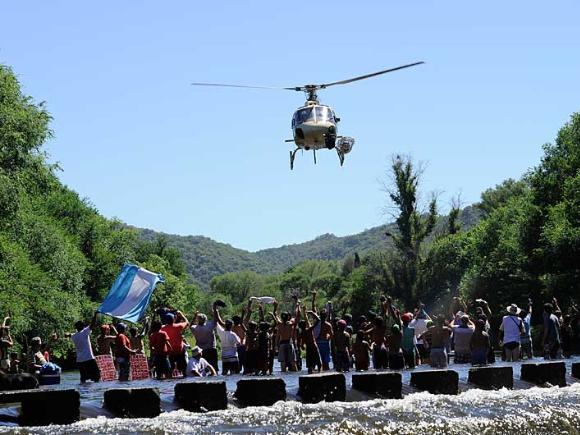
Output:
[318, 61, 425, 88]
[191, 82, 297, 91]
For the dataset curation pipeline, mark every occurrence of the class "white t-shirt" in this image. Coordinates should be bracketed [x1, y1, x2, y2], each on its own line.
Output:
[501, 315, 523, 344]
[186, 357, 211, 377]
[410, 318, 428, 344]
[216, 324, 241, 359]
[71, 327, 95, 363]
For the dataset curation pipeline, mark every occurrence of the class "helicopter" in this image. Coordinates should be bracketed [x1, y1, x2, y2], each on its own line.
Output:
[192, 61, 424, 170]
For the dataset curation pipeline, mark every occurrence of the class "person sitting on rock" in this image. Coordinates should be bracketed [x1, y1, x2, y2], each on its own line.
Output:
[26, 337, 47, 376]
[186, 346, 216, 377]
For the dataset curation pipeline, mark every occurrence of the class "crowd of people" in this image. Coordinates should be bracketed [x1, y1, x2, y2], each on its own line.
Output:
[1, 292, 579, 383]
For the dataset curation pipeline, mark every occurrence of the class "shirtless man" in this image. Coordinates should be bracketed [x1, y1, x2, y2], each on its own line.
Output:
[273, 300, 299, 372]
[421, 315, 452, 368]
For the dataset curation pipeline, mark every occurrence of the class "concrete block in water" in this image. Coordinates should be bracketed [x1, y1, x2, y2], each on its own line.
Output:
[235, 378, 286, 407]
[19, 389, 80, 426]
[468, 366, 513, 390]
[351, 372, 402, 398]
[410, 370, 459, 395]
[104, 388, 161, 418]
[175, 380, 227, 411]
[298, 372, 346, 403]
[572, 362, 580, 379]
[520, 361, 566, 387]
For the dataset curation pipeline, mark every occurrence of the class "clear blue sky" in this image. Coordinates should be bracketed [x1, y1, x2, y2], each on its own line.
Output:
[2, 1, 579, 251]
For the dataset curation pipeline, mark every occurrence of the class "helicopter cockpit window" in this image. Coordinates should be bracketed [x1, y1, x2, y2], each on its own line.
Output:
[315, 106, 335, 123]
[295, 108, 314, 124]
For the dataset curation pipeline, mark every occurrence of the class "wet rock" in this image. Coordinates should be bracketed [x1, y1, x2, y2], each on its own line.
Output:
[235, 378, 286, 407]
[104, 388, 161, 418]
[19, 389, 80, 426]
[351, 372, 402, 398]
[174, 380, 227, 411]
[468, 366, 513, 390]
[0, 373, 39, 391]
[298, 372, 346, 403]
[520, 362, 566, 387]
[572, 362, 580, 380]
[410, 369, 459, 395]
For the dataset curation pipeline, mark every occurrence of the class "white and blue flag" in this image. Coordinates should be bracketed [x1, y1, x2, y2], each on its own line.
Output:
[98, 264, 164, 323]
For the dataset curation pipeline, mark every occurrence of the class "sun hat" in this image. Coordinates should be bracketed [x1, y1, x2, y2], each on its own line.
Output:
[506, 304, 521, 315]
[191, 346, 202, 358]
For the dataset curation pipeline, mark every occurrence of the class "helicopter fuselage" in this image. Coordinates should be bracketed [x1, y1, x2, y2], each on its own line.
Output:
[291, 102, 338, 150]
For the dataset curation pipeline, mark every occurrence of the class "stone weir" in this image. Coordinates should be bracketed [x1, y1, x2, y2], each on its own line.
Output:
[0, 362, 578, 427]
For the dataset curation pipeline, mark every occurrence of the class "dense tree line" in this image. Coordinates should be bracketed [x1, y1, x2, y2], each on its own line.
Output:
[207, 115, 580, 325]
[0, 65, 200, 355]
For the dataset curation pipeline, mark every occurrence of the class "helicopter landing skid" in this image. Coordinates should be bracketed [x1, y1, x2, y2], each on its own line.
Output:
[290, 149, 299, 170]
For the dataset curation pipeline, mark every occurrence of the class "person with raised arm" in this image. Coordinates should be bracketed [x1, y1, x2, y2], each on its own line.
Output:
[149, 319, 173, 379]
[161, 310, 189, 376]
[96, 323, 117, 356]
[114, 322, 137, 381]
[256, 303, 272, 375]
[232, 305, 247, 373]
[129, 317, 150, 354]
[213, 303, 241, 375]
[363, 295, 389, 369]
[68, 311, 100, 383]
[519, 299, 533, 359]
[190, 309, 218, 374]
[542, 302, 561, 360]
[420, 314, 452, 368]
[273, 300, 299, 372]
[243, 299, 259, 375]
[410, 302, 431, 364]
[310, 290, 333, 371]
[299, 305, 322, 374]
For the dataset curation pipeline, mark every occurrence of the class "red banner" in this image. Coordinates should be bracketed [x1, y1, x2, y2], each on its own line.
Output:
[130, 353, 150, 380]
[95, 355, 117, 382]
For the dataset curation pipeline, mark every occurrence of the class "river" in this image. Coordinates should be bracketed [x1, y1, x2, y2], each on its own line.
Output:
[1, 358, 579, 434]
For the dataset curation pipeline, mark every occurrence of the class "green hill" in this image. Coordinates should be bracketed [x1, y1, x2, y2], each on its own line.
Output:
[135, 205, 482, 288]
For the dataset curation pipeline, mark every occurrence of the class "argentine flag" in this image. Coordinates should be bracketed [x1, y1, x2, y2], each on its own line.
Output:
[98, 264, 164, 323]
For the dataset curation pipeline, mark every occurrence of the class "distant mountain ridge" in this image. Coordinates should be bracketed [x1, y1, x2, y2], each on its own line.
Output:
[136, 206, 481, 288]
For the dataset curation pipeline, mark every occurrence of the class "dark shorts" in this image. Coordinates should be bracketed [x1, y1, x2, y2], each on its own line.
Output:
[153, 355, 171, 377]
[372, 345, 388, 369]
[78, 358, 100, 383]
[388, 352, 404, 370]
[278, 342, 295, 365]
[454, 351, 471, 364]
[335, 350, 350, 372]
[222, 360, 239, 374]
[403, 349, 416, 368]
[317, 340, 331, 365]
[244, 349, 257, 374]
[237, 345, 246, 367]
[305, 345, 321, 369]
[202, 348, 219, 374]
[504, 341, 520, 350]
[169, 353, 187, 374]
